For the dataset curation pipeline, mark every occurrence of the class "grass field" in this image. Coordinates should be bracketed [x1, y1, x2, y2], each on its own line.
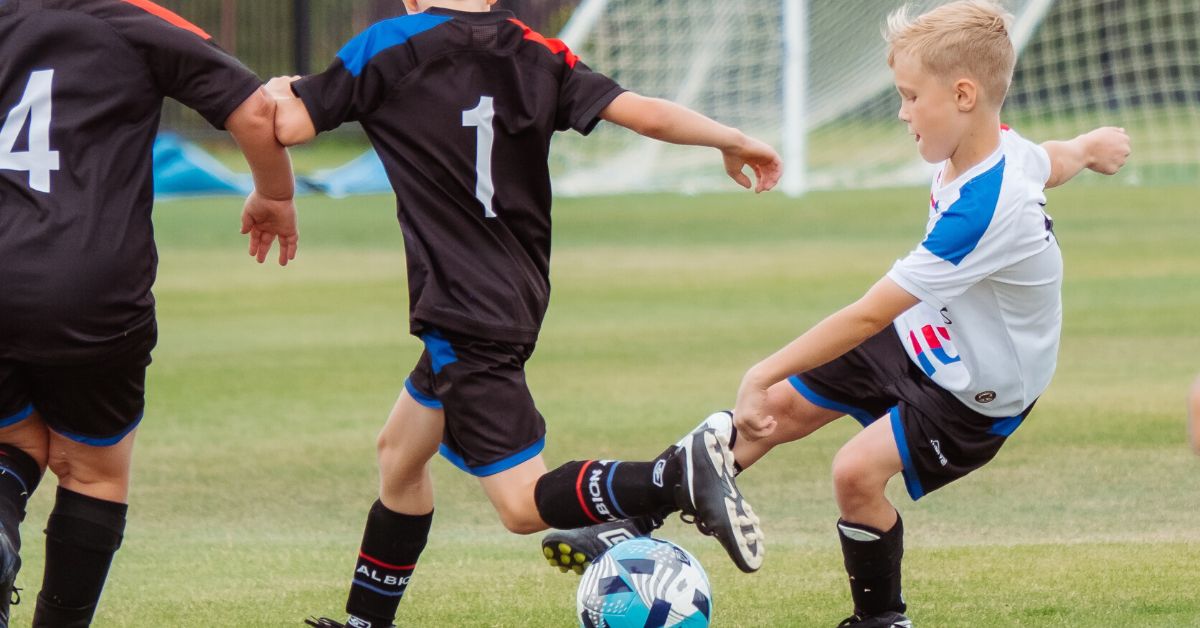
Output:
[8, 182, 1199, 627]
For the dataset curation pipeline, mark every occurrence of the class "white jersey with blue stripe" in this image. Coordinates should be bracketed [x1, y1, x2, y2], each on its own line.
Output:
[887, 128, 1061, 418]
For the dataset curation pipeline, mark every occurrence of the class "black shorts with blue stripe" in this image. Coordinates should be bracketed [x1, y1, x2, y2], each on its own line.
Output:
[405, 328, 546, 477]
[0, 324, 155, 447]
[789, 327, 1034, 500]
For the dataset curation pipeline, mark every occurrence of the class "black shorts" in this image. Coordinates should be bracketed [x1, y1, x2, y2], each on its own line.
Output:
[789, 328, 1034, 501]
[0, 325, 156, 446]
[405, 328, 545, 477]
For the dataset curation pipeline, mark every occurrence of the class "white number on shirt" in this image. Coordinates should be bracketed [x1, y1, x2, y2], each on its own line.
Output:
[461, 96, 496, 218]
[0, 70, 60, 193]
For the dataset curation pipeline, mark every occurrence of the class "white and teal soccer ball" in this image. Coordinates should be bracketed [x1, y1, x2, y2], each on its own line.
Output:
[576, 537, 712, 628]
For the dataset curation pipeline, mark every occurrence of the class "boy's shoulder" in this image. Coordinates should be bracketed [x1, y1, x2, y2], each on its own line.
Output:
[338, 10, 581, 79]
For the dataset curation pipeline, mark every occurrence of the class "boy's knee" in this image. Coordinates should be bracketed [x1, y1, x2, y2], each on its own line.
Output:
[831, 449, 880, 502]
[494, 499, 544, 534]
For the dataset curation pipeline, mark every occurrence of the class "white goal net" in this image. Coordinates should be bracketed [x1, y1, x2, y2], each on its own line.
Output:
[549, 0, 1200, 196]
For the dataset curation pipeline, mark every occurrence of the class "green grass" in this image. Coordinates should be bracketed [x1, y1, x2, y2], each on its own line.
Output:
[10, 183, 1200, 627]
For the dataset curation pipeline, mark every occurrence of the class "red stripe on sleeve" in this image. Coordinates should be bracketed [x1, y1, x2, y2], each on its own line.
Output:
[508, 18, 578, 68]
[1000, 123, 1011, 131]
[121, 0, 211, 40]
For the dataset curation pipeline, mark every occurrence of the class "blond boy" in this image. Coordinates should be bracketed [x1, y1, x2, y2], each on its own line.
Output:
[544, 1, 1130, 626]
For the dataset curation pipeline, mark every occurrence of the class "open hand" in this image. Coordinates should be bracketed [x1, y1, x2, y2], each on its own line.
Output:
[723, 134, 783, 193]
[241, 190, 298, 265]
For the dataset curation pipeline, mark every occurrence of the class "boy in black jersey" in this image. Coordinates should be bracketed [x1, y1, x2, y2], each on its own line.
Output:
[267, 0, 780, 626]
[0, 1, 297, 625]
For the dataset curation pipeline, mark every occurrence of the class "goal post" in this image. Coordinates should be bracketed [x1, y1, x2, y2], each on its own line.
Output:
[550, 0, 1200, 196]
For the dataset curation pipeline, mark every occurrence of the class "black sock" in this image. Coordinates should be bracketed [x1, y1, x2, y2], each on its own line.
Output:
[837, 514, 905, 617]
[345, 501, 432, 628]
[534, 459, 680, 529]
[33, 487, 127, 628]
[0, 444, 43, 551]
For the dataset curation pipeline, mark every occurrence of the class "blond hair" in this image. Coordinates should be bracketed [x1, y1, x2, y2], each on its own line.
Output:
[885, 0, 1015, 108]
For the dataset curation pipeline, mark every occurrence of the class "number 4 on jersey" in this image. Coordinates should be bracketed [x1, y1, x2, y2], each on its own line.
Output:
[0, 70, 60, 193]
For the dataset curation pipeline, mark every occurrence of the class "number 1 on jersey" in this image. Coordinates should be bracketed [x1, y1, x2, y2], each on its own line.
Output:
[0, 70, 60, 193]
[462, 96, 496, 218]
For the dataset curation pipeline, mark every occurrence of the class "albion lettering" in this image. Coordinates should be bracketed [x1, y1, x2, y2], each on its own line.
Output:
[587, 466, 610, 518]
[356, 565, 413, 588]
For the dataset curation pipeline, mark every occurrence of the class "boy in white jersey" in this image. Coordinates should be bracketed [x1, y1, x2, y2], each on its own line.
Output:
[727, 2, 1129, 625]
[542, 1, 1130, 626]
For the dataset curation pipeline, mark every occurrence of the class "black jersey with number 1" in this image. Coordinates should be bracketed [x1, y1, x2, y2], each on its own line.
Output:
[293, 8, 625, 344]
[0, 0, 261, 364]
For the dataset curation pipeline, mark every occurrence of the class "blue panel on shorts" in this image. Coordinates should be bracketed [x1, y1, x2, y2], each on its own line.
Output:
[0, 403, 34, 428]
[51, 413, 144, 447]
[404, 378, 443, 410]
[421, 330, 459, 375]
[988, 414, 1025, 437]
[788, 376, 878, 427]
[889, 406, 926, 501]
[439, 436, 545, 477]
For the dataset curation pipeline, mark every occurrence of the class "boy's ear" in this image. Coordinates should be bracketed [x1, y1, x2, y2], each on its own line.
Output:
[955, 78, 978, 112]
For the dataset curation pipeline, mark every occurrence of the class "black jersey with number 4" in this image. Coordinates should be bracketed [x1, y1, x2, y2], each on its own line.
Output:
[0, 0, 260, 364]
[293, 8, 625, 344]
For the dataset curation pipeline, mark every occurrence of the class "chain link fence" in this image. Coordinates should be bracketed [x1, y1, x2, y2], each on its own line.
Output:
[157, 0, 580, 138]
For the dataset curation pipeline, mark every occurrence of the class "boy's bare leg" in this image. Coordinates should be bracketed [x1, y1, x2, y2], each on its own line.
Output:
[330, 391, 443, 628]
[478, 456, 548, 535]
[35, 430, 137, 626]
[831, 417, 907, 623]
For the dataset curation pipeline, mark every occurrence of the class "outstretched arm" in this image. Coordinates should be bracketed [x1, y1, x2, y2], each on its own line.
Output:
[1041, 126, 1130, 188]
[225, 87, 298, 265]
[734, 277, 920, 440]
[264, 76, 318, 146]
[599, 92, 782, 193]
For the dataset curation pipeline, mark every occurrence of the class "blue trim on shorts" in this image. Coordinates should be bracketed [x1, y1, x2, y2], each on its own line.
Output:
[438, 436, 546, 477]
[352, 578, 405, 597]
[889, 406, 925, 501]
[605, 461, 629, 519]
[51, 412, 143, 447]
[788, 376, 878, 427]
[404, 378, 443, 410]
[0, 404, 34, 428]
[421, 330, 459, 375]
[988, 414, 1025, 437]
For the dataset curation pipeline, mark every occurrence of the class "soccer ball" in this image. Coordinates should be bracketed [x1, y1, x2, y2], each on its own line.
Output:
[576, 537, 712, 628]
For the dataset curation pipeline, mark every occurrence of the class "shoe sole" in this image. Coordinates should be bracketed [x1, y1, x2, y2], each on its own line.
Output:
[542, 538, 591, 575]
[684, 428, 764, 573]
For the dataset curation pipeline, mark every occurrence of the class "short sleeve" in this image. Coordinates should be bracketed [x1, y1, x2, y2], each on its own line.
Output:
[104, 3, 261, 130]
[556, 60, 625, 135]
[1029, 141, 1052, 185]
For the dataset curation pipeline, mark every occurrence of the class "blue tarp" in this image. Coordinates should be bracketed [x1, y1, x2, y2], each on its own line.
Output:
[305, 149, 391, 198]
[152, 134, 388, 200]
[152, 133, 253, 198]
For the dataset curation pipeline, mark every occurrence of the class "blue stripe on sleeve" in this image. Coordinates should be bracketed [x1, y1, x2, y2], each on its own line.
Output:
[921, 157, 1006, 266]
[337, 13, 452, 77]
